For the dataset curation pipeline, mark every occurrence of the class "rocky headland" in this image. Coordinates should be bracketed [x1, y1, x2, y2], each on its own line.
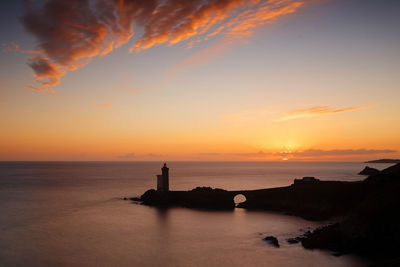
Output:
[294, 163, 400, 265]
[131, 163, 400, 265]
[365, 159, 400, 164]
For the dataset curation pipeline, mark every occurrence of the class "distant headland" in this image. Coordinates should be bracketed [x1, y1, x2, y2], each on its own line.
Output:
[128, 162, 400, 265]
[365, 159, 400, 163]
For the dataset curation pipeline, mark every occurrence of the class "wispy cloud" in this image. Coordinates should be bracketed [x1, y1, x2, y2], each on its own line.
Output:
[168, 0, 305, 79]
[1, 42, 43, 55]
[274, 105, 370, 121]
[17, 0, 307, 91]
[287, 148, 397, 157]
[216, 148, 396, 159]
[2, 41, 41, 54]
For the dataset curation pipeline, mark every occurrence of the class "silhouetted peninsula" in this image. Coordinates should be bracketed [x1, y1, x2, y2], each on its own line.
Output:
[136, 175, 381, 220]
[365, 159, 400, 163]
[132, 163, 400, 265]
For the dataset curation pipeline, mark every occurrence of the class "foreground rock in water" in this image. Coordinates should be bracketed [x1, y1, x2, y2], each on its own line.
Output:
[263, 236, 280, 247]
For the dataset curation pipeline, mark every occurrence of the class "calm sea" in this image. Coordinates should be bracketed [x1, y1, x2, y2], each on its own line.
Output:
[0, 161, 391, 266]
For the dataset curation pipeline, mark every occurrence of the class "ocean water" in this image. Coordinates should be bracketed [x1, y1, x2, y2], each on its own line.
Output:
[0, 161, 391, 266]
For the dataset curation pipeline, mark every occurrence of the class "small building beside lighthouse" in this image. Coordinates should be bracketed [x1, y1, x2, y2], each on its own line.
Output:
[157, 163, 169, 192]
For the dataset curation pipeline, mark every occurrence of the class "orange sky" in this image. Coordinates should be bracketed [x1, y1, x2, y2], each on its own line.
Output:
[1, 0, 399, 161]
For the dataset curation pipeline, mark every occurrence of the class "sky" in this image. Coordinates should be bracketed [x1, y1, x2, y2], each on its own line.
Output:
[0, 0, 399, 161]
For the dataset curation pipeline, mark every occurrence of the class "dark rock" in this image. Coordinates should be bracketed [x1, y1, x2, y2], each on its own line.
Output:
[191, 187, 213, 192]
[381, 163, 400, 175]
[297, 165, 400, 263]
[190, 187, 227, 193]
[365, 159, 400, 164]
[130, 197, 141, 201]
[241, 180, 366, 221]
[263, 236, 280, 247]
[369, 257, 400, 267]
[359, 166, 380, 176]
[139, 188, 235, 210]
[293, 176, 320, 185]
[287, 238, 300, 244]
[298, 223, 343, 251]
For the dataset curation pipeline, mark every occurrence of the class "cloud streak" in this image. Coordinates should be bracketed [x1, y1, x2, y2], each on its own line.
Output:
[274, 105, 370, 121]
[223, 148, 396, 159]
[167, 0, 305, 79]
[19, 0, 307, 91]
[2, 42, 41, 54]
[287, 149, 397, 157]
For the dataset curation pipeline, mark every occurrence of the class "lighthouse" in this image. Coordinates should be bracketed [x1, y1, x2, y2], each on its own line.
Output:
[157, 163, 169, 192]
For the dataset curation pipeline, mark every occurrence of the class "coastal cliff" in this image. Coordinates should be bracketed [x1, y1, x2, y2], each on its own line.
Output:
[296, 163, 400, 263]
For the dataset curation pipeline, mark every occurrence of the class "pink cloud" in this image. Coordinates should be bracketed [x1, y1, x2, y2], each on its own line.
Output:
[19, 0, 308, 91]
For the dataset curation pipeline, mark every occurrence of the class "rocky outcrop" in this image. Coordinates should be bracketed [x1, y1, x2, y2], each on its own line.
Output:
[293, 176, 320, 184]
[358, 166, 380, 175]
[140, 188, 235, 210]
[263, 236, 280, 247]
[294, 163, 400, 262]
[286, 238, 300, 244]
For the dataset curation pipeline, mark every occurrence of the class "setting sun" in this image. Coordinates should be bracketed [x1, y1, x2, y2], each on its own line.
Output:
[0, 0, 399, 162]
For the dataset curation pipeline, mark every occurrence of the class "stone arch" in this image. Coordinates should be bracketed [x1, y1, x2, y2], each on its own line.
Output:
[233, 194, 247, 207]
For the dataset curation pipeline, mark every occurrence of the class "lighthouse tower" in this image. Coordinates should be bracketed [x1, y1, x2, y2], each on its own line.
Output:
[157, 163, 169, 192]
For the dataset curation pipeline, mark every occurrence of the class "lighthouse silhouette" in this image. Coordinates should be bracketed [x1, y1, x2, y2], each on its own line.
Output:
[157, 163, 169, 192]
